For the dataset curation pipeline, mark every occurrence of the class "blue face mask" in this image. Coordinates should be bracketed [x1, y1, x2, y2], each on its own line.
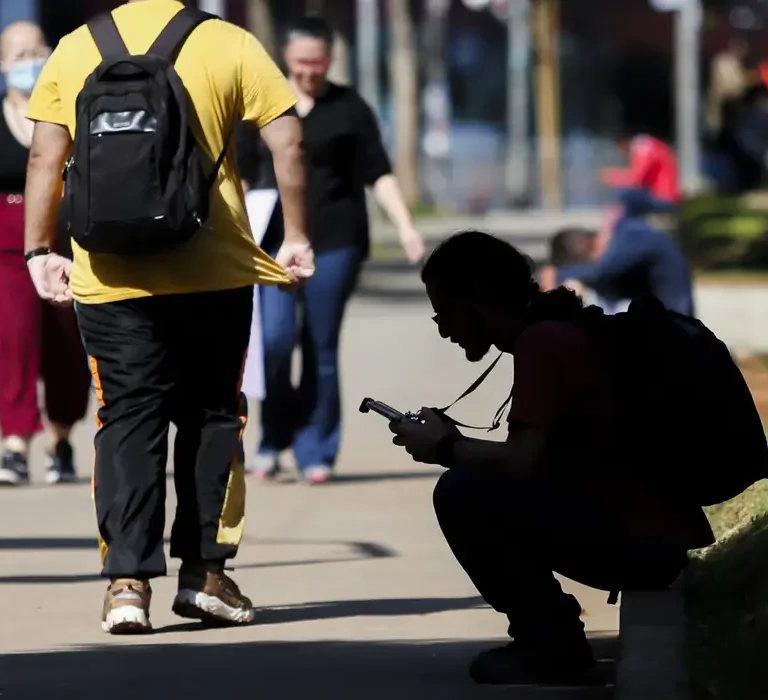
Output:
[6, 59, 45, 95]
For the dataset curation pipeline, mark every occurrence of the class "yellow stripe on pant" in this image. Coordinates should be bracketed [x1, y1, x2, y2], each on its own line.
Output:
[216, 367, 248, 547]
[89, 355, 248, 557]
[88, 356, 109, 566]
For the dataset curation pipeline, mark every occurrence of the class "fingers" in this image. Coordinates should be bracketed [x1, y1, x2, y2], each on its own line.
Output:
[283, 266, 315, 282]
[392, 436, 405, 447]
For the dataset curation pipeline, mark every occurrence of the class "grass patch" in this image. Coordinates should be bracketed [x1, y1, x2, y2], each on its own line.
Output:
[694, 270, 768, 286]
[686, 481, 768, 699]
[684, 358, 768, 698]
[368, 241, 408, 263]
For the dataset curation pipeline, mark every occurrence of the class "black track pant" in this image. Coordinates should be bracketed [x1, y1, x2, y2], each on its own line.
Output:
[76, 287, 253, 579]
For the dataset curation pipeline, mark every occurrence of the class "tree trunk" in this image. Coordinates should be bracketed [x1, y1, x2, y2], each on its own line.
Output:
[387, 0, 420, 205]
[245, 0, 278, 60]
[532, 0, 562, 209]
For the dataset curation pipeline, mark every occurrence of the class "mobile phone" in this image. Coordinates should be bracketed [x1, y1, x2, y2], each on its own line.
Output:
[359, 397, 405, 422]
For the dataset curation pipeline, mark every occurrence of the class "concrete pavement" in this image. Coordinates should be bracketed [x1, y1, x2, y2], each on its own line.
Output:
[0, 295, 618, 700]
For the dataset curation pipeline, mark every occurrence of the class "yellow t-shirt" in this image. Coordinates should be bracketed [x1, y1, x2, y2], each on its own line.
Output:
[27, 0, 295, 304]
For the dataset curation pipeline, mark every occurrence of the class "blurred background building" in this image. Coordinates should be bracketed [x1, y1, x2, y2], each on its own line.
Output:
[7, 0, 767, 213]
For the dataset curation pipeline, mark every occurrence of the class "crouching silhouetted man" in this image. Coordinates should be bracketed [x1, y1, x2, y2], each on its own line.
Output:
[390, 231, 714, 687]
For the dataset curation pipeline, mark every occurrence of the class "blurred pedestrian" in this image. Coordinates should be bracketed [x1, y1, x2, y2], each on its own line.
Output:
[243, 16, 425, 484]
[541, 191, 694, 317]
[706, 35, 752, 139]
[0, 21, 90, 487]
[25, 0, 310, 633]
[595, 128, 680, 255]
[707, 35, 768, 193]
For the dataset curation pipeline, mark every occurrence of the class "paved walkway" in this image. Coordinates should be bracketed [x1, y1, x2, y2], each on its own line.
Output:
[0, 295, 617, 700]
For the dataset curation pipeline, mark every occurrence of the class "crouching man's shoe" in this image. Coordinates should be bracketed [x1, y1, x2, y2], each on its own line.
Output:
[469, 637, 601, 687]
[172, 562, 255, 626]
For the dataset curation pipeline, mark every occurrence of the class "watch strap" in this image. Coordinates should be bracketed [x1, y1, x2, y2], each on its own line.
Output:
[25, 247, 52, 263]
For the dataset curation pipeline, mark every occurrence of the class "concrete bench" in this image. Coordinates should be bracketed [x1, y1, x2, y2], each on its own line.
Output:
[615, 581, 690, 699]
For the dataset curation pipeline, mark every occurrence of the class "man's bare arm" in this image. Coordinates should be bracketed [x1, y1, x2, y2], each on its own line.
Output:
[445, 425, 547, 478]
[258, 111, 308, 244]
[25, 122, 71, 253]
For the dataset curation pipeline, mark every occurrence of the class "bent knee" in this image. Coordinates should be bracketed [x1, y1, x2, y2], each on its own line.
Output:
[433, 467, 507, 513]
[433, 467, 539, 523]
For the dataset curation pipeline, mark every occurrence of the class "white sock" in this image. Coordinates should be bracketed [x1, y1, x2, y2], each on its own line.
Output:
[3, 436, 28, 456]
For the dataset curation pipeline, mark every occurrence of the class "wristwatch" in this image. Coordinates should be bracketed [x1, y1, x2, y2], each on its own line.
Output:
[435, 433, 460, 468]
[25, 247, 52, 263]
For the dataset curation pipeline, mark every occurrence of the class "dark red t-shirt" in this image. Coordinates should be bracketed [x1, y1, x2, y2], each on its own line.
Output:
[507, 321, 714, 550]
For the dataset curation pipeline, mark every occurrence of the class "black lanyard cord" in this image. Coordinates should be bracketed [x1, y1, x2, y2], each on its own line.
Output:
[433, 352, 513, 432]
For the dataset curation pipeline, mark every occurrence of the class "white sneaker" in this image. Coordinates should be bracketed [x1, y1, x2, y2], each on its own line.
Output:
[302, 465, 333, 485]
[172, 564, 255, 625]
[101, 579, 152, 634]
[249, 453, 281, 480]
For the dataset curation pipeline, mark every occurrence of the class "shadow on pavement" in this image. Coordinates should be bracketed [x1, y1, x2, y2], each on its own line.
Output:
[155, 596, 488, 634]
[3, 638, 617, 700]
[0, 537, 97, 550]
[0, 537, 398, 585]
[0, 536, 396, 554]
[255, 595, 487, 625]
[0, 556, 370, 585]
[330, 470, 442, 485]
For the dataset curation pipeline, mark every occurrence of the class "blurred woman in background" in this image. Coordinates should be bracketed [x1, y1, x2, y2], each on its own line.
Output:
[0, 21, 90, 486]
[239, 15, 425, 484]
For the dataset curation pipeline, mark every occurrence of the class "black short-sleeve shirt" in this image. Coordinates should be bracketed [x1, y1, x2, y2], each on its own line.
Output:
[237, 82, 392, 256]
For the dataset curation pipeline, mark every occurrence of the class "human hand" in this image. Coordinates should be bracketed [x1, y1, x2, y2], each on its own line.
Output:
[399, 225, 426, 265]
[539, 264, 557, 291]
[275, 238, 315, 291]
[27, 253, 73, 307]
[389, 407, 451, 464]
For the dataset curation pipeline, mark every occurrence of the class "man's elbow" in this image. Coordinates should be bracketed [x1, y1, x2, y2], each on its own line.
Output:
[27, 146, 57, 169]
[262, 115, 303, 160]
[502, 427, 546, 478]
[28, 126, 72, 175]
[276, 138, 303, 164]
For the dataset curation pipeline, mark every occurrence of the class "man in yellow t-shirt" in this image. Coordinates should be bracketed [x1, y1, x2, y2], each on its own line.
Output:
[22, 0, 314, 634]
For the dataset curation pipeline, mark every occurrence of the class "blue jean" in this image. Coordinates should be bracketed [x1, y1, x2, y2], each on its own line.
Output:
[259, 245, 364, 471]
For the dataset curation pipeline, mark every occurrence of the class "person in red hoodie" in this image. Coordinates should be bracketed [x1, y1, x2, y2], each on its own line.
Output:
[604, 132, 681, 205]
[595, 130, 681, 254]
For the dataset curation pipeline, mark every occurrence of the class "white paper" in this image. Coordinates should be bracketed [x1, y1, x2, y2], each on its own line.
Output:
[245, 188, 278, 246]
[241, 189, 279, 402]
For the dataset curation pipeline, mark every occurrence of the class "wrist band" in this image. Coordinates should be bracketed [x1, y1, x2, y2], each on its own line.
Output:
[25, 247, 52, 263]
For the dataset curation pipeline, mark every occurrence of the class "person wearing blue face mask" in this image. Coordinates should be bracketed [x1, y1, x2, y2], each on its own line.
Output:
[0, 22, 91, 487]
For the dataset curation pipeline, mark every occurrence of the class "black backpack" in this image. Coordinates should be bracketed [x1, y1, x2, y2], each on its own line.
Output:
[581, 297, 768, 507]
[61, 8, 228, 255]
[439, 297, 767, 508]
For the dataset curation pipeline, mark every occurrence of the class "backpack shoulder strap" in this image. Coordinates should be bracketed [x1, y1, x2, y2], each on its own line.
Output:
[147, 7, 214, 64]
[88, 13, 129, 59]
